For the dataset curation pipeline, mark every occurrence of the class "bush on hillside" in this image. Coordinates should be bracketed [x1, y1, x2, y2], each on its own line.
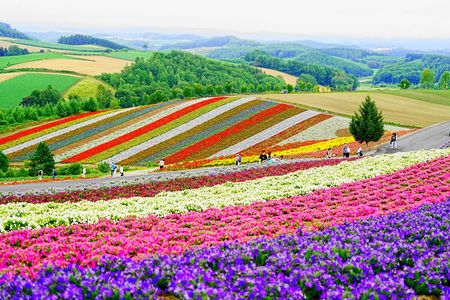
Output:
[58, 163, 83, 175]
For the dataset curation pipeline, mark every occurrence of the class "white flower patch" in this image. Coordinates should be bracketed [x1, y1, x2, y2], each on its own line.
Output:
[54, 98, 210, 162]
[107, 97, 256, 163]
[0, 149, 447, 232]
[3, 108, 136, 155]
[210, 110, 320, 158]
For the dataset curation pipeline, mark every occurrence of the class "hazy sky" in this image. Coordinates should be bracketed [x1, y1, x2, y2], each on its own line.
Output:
[2, 0, 450, 39]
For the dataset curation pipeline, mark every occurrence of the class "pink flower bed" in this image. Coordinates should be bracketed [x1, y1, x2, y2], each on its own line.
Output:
[0, 156, 448, 278]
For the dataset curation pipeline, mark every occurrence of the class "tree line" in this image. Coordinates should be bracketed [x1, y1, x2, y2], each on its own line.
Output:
[99, 51, 287, 107]
[0, 45, 29, 56]
[58, 34, 128, 50]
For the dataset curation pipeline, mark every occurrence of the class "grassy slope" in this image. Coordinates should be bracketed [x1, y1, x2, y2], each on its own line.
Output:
[105, 51, 154, 61]
[258, 67, 297, 85]
[258, 92, 450, 127]
[0, 73, 81, 108]
[0, 52, 68, 69]
[370, 89, 450, 106]
[65, 77, 114, 100]
[11, 39, 106, 52]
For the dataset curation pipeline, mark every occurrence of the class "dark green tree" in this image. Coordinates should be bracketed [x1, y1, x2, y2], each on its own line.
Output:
[420, 68, 435, 89]
[0, 150, 8, 172]
[399, 78, 410, 89]
[28, 142, 55, 176]
[349, 96, 384, 151]
[96, 85, 114, 108]
[287, 84, 294, 93]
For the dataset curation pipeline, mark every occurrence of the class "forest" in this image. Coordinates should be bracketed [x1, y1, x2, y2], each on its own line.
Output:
[58, 34, 128, 50]
[99, 51, 286, 107]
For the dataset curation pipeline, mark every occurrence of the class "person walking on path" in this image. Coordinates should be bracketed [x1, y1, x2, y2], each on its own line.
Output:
[110, 161, 116, 177]
[159, 159, 165, 170]
[357, 146, 363, 157]
[343, 144, 350, 158]
[235, 153, 242, 166]
[259, 150, 268, 163]
[81, 166, 87, 179]
[326, 148, 333, 159]
[119, 165, 124, 177]
[52, 169, 56, 179]
[390, 133, 398, 149]
[38, 169, 44, 181]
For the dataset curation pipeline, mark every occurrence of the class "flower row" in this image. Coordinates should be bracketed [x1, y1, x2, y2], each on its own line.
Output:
[0, 150, 447, 232]
[2, 198, 450, 298]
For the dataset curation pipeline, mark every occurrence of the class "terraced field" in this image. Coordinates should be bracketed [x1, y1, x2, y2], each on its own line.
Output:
[0, 96, 391, 166]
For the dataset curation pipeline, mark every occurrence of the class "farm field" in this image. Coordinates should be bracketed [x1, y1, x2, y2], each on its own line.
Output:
[0, 39, 45, 52]
[0, 149, 449, 299]
[370, 89, 450, 106]
[0, 52, 68, 69]
[258, 67, 298, 85]
[105, 50, 154, 61]
[0, 73, 81, 108]
[10, 39, 107, 52]
[262, 92, 450, 127]
[64, 76, 114, 100]
[6, 55, 130, 75]
[0, 96, 407, 165]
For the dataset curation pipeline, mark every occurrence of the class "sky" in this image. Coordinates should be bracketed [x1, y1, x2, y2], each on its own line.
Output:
[2, 0, 450, 41]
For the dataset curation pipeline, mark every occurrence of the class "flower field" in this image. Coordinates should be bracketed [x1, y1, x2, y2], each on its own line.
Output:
[0, 96, 407, 166]
[0, 149, 449, 299]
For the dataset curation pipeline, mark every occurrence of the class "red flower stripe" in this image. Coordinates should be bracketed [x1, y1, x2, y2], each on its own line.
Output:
[63, 97, 227, 163]
[0, 111, 104, 146]
[165, 104, 292, 164]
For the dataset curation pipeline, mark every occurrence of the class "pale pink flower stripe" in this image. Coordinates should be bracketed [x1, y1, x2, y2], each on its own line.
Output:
[0, 156, 448, 278]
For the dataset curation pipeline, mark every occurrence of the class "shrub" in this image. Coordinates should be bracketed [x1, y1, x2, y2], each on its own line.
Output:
[97, 162, 109, 173]
[59, 163, 82, 175]
[0, 151, 8, 172]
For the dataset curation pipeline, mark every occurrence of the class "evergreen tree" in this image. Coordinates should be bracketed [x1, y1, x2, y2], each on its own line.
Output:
[28, 142, 55, 176]
[0, 151, 8, 172]
[349, 96, 384, 151]
[399, 78, 410, 89]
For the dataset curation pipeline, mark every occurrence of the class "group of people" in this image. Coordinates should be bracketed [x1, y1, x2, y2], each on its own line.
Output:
[326, 144, 363, 159]
[110, 162, 125, 177]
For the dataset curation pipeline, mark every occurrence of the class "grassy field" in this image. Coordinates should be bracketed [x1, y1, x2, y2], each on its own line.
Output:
[258, 67, 298, 86]
[65, 76, 114, 100]
[0, 52, 69, 69]
[11, 39, 106, 52]
[258, 92, 450, 127]
[0, 73, 81, 108]
[105, 51, 154, 61]
[370, 89, 450, 106]
[7, 55, 130, 75]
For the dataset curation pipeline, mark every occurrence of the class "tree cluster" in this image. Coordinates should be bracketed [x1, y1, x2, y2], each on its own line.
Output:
[58, 34, 128, 50]
[0, 45, 29, 56]
[99, 51, 286, 107]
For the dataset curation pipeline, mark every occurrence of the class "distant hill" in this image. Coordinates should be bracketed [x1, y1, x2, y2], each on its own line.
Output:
[58, 34, 129, 50]
[159, 35, 259, 50]
[0, 22, 29, 39]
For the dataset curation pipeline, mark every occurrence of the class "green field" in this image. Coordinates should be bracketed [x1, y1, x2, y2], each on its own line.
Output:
[0, 73, 81, 108]
[65, 76, 114, 100]
[0, 52, 69, 69]
[370, 89, 450, 106]
[105, 51, 154, 61]
[12, 39, 106, 52]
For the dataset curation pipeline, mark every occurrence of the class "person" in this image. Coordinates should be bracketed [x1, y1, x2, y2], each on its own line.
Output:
[38, 169, 43, 180]
[159, 159, 165, 170]
[259, 150, 268, 163]
[119, 165, 124, 176]
[81, 166, 87, 179]
[235, 153, 242, 166]
[390, 133, 397, 149]
[52, 169, 56, 179]
[343, 144, 350, 158]
[110, 161, 116, 177]
[326, 148, 333, 159]
[268, 152, 272, 161]
[357, 146, 363, 157]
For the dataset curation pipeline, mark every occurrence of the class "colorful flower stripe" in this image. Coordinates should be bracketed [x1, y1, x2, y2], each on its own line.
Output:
[0, 111, 107, 151]
[109, 97, 257, 164]
[4, 200, 450, 299]
[2, 109, 128, 156]
[8, 107, 144, 161]
[126, 100, 277, 165]
[210, 110, 319, 158]
[243, 113, 332, 153]
[1, 159, 349, 205]
[185, 106, 305, 162]
[54, 101, 185, 162]
[84, 97, 239, 164]
[165, 104, 295, 164]
[0, 150, 446, 232]
[0, 156, 447, 279]
[63, 97, 227, 163]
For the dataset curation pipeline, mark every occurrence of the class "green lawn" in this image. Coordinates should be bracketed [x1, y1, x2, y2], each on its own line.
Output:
[105, 51, 154, 61]
[0, 52, 70, 69]
[12, 39, 106, 52]
[366, 89, 450, 106]
[0, 73, 81, 108]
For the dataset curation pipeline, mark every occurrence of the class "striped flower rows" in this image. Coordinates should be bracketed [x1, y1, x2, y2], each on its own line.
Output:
[0, 152, 447, 280]
[0, 150, 446, 232]
[121, 100, 277, 165]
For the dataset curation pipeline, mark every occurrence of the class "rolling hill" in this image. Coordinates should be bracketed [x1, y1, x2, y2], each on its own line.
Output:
[0, 22, 29, 39]
[0, 96, 404, 166]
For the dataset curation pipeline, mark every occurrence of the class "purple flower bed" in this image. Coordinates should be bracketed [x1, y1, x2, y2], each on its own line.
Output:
[2, 200, 450, 299]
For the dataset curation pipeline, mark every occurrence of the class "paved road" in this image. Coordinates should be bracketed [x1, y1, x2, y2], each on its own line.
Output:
[0, 158, 315, 195]
[375, 121, 450, 155]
